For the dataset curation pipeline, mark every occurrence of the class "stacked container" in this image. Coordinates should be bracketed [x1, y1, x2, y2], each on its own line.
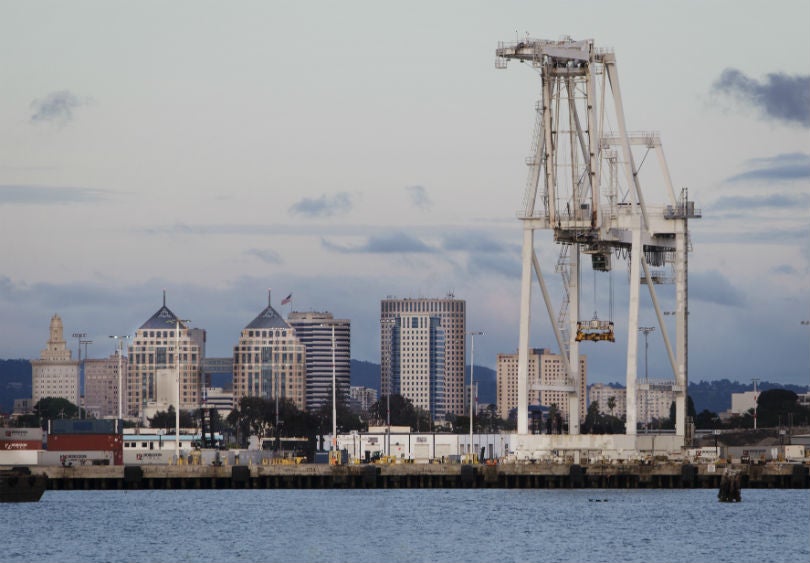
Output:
[45, 419, 124, 466]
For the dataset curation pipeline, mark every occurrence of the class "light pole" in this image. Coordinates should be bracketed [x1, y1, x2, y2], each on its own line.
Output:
[109, 335, 130, 420]
[319, 323, 338, 457]
[72, 332, 87, 417]
[380, 318, 396, 456]
[168, 318, 190, 461]
[802, 320, 809, 388]
[467, 331, 483, 461]
[639, 326, 655, 431]
[752, 378, 759, 430]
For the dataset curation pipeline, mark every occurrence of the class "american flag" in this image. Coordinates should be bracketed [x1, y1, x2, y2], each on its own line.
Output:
[281, 293, 292, 305]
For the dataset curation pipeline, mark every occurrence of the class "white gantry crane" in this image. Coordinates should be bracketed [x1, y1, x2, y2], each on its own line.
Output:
[496, 37, 700, 443]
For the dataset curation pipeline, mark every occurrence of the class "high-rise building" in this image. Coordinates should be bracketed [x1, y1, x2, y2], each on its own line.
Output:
[589, 383, 627, 419]
[286, 311, 350, 412]
[232, 293, 307, 411]
[84, 352, 128, 419]
[31, 314, 79, 406]
[349, 386, 378, 415]
[497, 348, 587, 425]
[380, 295, 465, 418]
[127, 295, 203, 418]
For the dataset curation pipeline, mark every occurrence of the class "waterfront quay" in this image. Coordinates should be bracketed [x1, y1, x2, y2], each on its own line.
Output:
[37, 461, 810, 491]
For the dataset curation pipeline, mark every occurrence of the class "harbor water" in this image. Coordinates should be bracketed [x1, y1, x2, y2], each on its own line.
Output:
[1, 489, 808, 562]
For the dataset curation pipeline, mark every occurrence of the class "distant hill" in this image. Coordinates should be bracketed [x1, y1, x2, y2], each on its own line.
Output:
[350, 359, 380, 391]
[688, 379, 808, 414]
[0, 359, 32, 414]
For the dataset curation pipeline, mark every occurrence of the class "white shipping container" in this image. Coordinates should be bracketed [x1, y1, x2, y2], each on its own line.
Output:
[0, 449, 40, 465]
[1, 428, 43, 441]
[37, 450, 113, 466]
[784, 445, 806, 461]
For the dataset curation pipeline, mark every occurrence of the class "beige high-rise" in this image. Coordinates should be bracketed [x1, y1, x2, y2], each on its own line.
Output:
[127, 296, 203, 418]
[497, 348, 586, 425]
[232, 292, 307, 411]
[84, 353, 128, 419]
[31, 314, 79, 406]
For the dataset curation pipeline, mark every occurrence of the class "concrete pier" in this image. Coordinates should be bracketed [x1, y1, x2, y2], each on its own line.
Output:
[33, 461, 810, 490]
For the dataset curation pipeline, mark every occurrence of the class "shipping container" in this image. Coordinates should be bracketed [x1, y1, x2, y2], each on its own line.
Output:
[123, 450, 176, 465]
[1, 428, 44, 441]
[38, 450, 115, 466]
[2, 440, 42, 450]
[49, 419, 122, 435]
[47, 434, 123, 452]
[0, 449, 40, 465]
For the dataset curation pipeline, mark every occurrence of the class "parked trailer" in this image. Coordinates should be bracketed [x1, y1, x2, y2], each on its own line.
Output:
[38, 450, 115, 466]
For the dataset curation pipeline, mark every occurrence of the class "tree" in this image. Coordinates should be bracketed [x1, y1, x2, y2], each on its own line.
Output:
[695, 409, 720, 429]
[34, 397, 81, 421]
[607, 396, 616, 417]
[368, 394, 420, 429]
[148, 405, 194, 431]
[583, 401, 603, 434]
[756, 389, 809, 428]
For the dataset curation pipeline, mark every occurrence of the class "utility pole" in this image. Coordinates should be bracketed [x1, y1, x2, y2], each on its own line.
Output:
[639, 327, 655, 431]
[467, 331, 483, 461]
[109, 335, 129, 419]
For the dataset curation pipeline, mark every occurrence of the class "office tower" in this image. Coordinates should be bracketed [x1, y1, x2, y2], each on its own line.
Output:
[232, 292, 307, 411]
[84, 352, 128, 419]
[286, 311, 350, 412]
[380, 295, 465, 418]
[127, 295, 203, 418]
[31, 314, 79, 406]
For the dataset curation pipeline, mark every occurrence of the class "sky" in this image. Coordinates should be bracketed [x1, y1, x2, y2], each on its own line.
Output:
[1, 1, 809, 388]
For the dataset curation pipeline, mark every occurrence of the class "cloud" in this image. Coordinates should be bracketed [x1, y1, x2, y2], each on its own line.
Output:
[30, 90, 90, 126]
[711, 69, 810, 127]
[689, 270, 745, 307]
[442, 230, 511, 253]
[0, 185, 107, 205]
[405, 185, 431, 210]
[726, 153, 810, 183]
[711, 193, 810, 212]
[321, 233, 435, 254]
[245, 248, 283, 264]
[288, 192, 352, 217]
[772, 264, 797, 275]
[466, 253, 522, 279]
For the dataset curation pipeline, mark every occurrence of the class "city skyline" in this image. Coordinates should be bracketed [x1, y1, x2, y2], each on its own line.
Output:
[1, 2, 809, 387]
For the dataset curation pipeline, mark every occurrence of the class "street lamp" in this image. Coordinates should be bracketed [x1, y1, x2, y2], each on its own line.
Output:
[167, 318, 190, 461]
[72, 332, 88, 418]
[319, 323, 338, 458]
[109, 335, 130, 419]
[638, 326, 655, 432]
[467, 331, 483, 462]
[752, 378, 759, 430]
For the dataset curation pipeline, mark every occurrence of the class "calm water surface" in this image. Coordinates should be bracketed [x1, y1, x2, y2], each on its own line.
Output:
[1, 489, 808, 563]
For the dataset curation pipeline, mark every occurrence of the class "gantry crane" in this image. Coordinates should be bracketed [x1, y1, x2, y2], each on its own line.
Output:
[496, 36, 700, 441]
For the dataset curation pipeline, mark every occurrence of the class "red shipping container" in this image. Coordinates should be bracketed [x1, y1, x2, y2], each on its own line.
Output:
[2, 440, 42, 450]
[47, 434, 123, 452]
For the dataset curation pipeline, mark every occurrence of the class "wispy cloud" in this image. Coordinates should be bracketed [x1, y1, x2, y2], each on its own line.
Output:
[466, 253, 522, 279]
[405, 185, 432, 210]
[321, 233, 435, 254]
[690, 270, 745, 307]
[442, 230, 511, 253]
[772, 264, 797, 275]
[245, 248, 283, 264]
[711, 193, 810, 212]
[711, 69, 810, 127]
[288, 192, 352, 217]
[30, 90, 91, 126]
[726, 153, 810, 183]
[0, 185, 107, 205]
